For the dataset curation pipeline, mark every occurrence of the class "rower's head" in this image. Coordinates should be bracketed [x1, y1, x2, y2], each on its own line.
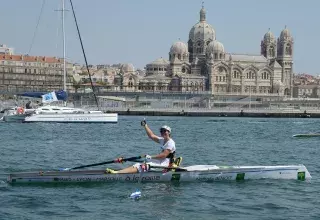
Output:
[160, 125, 171, 137]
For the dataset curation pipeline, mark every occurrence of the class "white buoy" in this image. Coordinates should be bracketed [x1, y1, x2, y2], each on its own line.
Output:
[130, 190, 141, 199]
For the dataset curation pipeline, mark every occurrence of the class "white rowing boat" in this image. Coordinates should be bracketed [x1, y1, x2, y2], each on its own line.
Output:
[293, 133, 320, 138]
[7, 164, 311, 183]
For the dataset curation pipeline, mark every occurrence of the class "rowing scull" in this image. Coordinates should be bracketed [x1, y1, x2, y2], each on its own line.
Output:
[6, 164, 311, 183]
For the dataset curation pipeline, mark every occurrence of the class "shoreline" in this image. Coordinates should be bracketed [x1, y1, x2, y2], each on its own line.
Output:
[111, 109, 318, 118]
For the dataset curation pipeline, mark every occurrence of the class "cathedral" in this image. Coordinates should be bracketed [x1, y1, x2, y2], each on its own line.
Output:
[138, 5, 294, 96]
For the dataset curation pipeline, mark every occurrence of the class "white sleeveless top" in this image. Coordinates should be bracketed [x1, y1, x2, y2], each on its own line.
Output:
[157, 137, 176, 165]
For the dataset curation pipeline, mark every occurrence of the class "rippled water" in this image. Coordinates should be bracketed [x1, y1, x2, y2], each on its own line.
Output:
[0, 116, 319, 220]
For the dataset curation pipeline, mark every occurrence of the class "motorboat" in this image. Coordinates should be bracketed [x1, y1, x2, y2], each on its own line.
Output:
[23, 105, 117, 123]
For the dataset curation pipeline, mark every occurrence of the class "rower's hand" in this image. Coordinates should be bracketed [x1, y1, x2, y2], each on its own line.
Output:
[145, 154, 152, 161]
[141, 119, 147, 127]
[115, 157, 124, 163]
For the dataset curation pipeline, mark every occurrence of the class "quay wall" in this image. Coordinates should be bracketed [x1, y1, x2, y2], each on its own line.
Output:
[110, 109, 319, 118]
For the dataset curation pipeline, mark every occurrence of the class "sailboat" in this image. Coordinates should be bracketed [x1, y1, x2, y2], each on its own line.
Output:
[23, 0, 118, 123]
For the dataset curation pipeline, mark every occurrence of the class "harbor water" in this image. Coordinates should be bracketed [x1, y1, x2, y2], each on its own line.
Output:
[0, 116, 319, 220]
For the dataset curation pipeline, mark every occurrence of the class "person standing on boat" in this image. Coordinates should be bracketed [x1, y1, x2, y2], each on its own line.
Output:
[106, 120, 176, 174]
[25, 101, 32, 109]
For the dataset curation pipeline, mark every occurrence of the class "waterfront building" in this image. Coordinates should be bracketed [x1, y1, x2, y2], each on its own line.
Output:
[292, 85, 320, 98]
[0, 52, 74, 93]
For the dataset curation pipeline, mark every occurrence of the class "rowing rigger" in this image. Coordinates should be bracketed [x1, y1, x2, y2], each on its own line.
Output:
[6, 164, 311, 183]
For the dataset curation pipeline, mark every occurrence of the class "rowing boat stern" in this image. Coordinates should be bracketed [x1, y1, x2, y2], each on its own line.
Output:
[298, 164, 312, 180]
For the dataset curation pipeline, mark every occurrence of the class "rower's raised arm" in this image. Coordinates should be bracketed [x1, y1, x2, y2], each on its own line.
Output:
[145, 125, 160, 143]
[141, 120, 160, 143]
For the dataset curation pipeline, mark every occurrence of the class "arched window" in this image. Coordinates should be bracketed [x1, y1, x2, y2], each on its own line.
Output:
[269, 46, 274, 57]
[285, 44, 291, 55]
[261, 72, 270, 80]
[233, 70, 240, 79]
[197, 41, 201, 53]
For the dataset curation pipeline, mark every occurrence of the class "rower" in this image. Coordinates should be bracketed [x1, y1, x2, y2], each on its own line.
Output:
[106, 120, 177, 174]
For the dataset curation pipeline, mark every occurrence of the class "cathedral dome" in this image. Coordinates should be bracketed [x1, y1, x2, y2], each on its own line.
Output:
[206, 40, 224, 54]
[170, 41, 188, 54]
[279, 26, 292, 41]
[121, 63, 134, 73]
[206, 40, 225, 60]
[145, 58, 169, 76]
[188, 6, 215, 43]
[263, 29, 276, 42]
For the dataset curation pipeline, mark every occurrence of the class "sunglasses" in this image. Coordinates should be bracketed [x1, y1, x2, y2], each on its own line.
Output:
[160, 129, 168, 133]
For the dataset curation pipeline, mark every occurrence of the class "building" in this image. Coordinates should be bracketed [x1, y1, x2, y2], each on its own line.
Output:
[139, 6, 294, 96]
[0, 44, 14, 55]
[293, 85, 320, 98]
[0, 53, 74, 93]
[78, 63, 144, 92]
[0, 6, 297, 97]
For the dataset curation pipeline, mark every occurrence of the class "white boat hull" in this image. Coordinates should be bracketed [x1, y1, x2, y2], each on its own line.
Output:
[7, 164, 311, 183]
[293, 133, 320, 138]
[23, 113, 118, 123]
[3, 114, 27, 122]
[2, 108, 35, 122]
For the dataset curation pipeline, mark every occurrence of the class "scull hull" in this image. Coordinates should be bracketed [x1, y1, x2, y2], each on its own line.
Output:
[293, 133, 320, 138]
[7, 165, 311, 183]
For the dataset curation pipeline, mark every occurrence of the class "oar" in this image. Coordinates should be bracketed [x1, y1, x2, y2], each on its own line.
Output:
[63, 155, 144, 171]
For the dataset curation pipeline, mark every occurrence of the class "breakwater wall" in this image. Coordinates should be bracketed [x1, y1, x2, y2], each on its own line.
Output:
[110, 109, 319, 118]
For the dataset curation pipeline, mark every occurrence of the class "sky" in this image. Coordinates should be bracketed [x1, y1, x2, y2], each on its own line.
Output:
[0, 0, 319, 74]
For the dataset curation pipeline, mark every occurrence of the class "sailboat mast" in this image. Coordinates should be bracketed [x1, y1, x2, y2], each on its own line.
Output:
[69, 0, 100, 110]
[62, 0, 67, 92]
